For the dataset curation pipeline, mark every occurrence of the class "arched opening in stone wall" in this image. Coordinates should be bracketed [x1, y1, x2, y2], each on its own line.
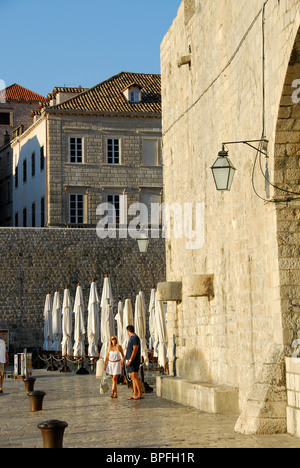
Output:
[235, 25, 300, 436]
[274, 26, 300, 354]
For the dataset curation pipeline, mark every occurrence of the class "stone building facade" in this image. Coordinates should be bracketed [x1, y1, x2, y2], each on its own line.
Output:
[0, 84, 46, 225]
[10, 73, 162, 229]
[0, 74, 165, 356]
[0, 83, 46, 147]
[159, 0, 300, 435]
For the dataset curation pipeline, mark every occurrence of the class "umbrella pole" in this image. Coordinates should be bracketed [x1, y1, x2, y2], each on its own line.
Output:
[76, 357, 89, 375]
[47, 355, 58, 372]
[60, 356, 71, 373]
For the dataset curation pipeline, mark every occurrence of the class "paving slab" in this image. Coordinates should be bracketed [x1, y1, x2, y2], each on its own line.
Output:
[0, 370, 300, 449]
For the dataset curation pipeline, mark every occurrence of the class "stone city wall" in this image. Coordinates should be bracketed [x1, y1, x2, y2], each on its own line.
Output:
[160, 0, 300, 434]
[0, 227, 165, 352]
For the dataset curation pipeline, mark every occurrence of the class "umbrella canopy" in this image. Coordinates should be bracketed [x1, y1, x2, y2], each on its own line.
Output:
[134, 293, 148, 366]
[87, 279, 100, 357]
[52, 290, 61, 352]
[100, 275, 114, 358]
[43, 293, 53, 351]
[115, 300, 123, 345]
[73, 283, 86, 357]
[122, 298, 134, 350]
[61, 287, 73, 356]
[155, 296, 168, 368]
[100, 275, 114, 309]
[100, 302, 115, 358]
[149, 287, 157, 354]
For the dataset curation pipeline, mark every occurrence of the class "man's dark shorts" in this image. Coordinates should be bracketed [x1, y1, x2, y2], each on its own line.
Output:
[127, 362, 140, 374]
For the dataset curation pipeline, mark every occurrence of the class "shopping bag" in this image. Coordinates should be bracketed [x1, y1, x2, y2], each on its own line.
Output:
[96, 358, 104, 379]
[99, 373, 109, 394]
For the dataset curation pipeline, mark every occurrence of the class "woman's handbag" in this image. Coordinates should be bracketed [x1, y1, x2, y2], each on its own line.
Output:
[96, 358, 105, 379]
[99, 372, 109, 395]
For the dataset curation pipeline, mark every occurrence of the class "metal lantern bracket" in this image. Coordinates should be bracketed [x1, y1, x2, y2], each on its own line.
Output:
[222, 139, 269, 157]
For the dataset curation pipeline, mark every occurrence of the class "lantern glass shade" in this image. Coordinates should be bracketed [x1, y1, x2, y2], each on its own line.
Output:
[211, 150, 236, 191]
[137, 233, 150, 253]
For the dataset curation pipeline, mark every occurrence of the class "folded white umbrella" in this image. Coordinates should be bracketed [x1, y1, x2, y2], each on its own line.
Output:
[61, 286, 73, 356]
[52, 290, 61, 352]
[122, 298, 134, 350]
[87, 279, 100, 357]
[149, 287, 156, 353]
[100, 301, 115, 358]
[73, 283, 86, 357]
[155, 295, 168, 368]
[100, 275, 114, 355]
[135, 293, 148, 366]
[100, 275, 114, 309]
[115, 300, 124, 345]
[43, 293, 53, 351]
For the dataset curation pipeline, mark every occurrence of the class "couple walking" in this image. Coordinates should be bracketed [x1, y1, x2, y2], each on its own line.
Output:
[104, 325, 143, 400]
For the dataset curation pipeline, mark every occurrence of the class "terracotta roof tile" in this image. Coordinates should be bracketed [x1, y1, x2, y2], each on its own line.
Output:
[0, 84, 46, 102]
[48, 72, 161, 115]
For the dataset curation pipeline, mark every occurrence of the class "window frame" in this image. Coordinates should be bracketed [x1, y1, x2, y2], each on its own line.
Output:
[142, 138, 159, 166]
[23, 159, 27, 184]
[40, 146, 45, 171]
[23, 208, 27, 227]
[31, 202, 36, 227]
[0, 112, 11, 126]
[106, 194, 121, 226]
[41, 197, 45, 227]
[106, 138, 121, 165]
[130, 91, 141, 103]
[31, 152, 35, 178]
[69, 193, 85, 225]
[69, 136, 84, 164]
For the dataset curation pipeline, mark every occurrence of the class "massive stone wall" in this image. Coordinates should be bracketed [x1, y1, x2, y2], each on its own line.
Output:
[0, 228, 165, 352]
[161, 0, 300, 434]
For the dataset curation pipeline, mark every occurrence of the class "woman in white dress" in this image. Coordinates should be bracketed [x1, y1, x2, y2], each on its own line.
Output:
[104, 335, 125, 398]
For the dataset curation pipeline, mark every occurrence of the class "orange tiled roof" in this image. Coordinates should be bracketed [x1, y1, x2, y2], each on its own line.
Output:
[0, 84, 46, 102]
[48, 72, 161, 115]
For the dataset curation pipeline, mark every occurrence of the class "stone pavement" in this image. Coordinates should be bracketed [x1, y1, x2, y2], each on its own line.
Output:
[1, 370, 300, 449]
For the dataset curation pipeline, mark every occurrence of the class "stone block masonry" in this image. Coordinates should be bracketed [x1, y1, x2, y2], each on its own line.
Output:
[160, 0, 300, 434]
[0, 228, 165, 351]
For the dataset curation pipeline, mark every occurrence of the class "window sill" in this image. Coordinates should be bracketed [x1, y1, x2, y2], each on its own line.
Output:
[138, 165, 162, 168]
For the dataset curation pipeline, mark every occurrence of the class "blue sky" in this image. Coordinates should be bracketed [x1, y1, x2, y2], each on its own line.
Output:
[0, 0, 181, 97]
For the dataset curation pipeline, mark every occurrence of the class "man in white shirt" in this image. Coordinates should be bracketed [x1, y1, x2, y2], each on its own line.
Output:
[0, 338, 9, 394]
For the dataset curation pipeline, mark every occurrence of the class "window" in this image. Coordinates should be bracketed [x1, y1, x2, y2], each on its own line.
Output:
[106, 139, 120, 164]
[130, 91, 140, 103]
[69, 194, 84, 224]
[6, 179, 11, 203]
[31, 152, 35, 177]
[32, 203, 36, 227]
[107, 194, 120, 225]
[40, 146, 45, 171]
[143, 139, 159, 166]
[15, 165, 18, 188]
[15, 212, 18, 227]
[0, 113, 10, 125]
[140, 191, 162, 226]
[69, 137, 83, 163]
[41, 197, 45, 227]
[23, 159, 27, 183]
[23, 208, 27, 227]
